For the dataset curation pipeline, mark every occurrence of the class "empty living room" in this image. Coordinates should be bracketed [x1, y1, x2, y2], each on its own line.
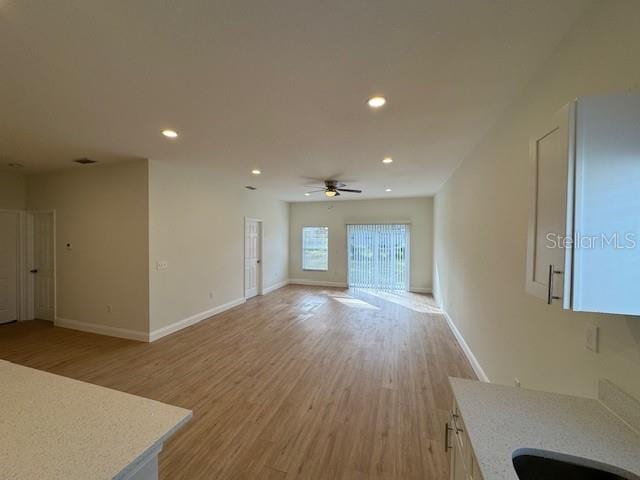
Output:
[1, 1, 640, 479]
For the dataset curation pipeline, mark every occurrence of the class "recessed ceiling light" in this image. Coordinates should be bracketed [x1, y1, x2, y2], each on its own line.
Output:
[251, 169, 261, 175]
[385, 188, 392, 192]
[304, 193, 311, 196]
[161, 129, 178, 138]
[368, 96, 386, 108]
[382, 157, 393, 164]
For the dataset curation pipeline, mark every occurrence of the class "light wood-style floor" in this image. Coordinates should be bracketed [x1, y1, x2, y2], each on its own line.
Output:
[0, 286, 475, 479]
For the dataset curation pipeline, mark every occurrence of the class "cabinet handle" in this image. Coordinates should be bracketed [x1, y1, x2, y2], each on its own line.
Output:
[451, 412, 463, 433]
[547, 264, 563, 304]
[444, 422, 453, 452]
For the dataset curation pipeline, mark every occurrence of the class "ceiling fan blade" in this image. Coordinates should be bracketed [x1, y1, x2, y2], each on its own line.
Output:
[336, 188, 362, 193]
[306, 189, 325, 193]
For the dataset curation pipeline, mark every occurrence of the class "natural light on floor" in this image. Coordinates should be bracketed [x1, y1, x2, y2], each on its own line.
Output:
[356, 289, 442, 314]
[330, 296, 380, 310]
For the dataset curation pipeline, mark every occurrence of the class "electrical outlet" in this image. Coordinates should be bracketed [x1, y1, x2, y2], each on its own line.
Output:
[156, 261, 169, 270]
[586, 323, 599, 353]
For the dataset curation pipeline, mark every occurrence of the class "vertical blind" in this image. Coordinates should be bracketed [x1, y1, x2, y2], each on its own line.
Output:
[302, 226, 329, 270]
[347, 224, 409, 290]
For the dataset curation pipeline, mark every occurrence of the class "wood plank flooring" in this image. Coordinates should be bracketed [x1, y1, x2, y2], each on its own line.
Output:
[0, 286, 476, 479]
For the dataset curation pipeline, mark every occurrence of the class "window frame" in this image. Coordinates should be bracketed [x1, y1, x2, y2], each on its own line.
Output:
[301, 226, 329, 272]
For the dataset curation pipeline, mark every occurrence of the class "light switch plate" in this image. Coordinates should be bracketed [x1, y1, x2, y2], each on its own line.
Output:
[586, 323, 599, 353]
[156, 261, 169, 270]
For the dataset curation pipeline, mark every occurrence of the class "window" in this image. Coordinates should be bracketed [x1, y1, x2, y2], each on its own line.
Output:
[302, 226, 329, 271]
[347, 224, 409, 290]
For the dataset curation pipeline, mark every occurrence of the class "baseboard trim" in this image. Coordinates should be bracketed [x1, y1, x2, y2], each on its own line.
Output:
[288, 279, 348, 288]
[149, 297, 246, 342]
[54, 317, 148, 342]
[262, 279, 289, 295]
[440, 309, 490, 382]
[409, 286, 432, 294]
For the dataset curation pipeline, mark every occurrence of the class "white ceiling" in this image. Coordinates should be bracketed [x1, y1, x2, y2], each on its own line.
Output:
[1, 0, 591, 201]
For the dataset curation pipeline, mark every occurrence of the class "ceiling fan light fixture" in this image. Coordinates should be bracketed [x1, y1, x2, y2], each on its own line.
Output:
[161, 129, 178, 138]
[325, 190, 337, 197]
[368, 96, 386, 108]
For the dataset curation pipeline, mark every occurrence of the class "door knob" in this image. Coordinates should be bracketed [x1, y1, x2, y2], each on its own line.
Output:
[257, 260, 261, 264]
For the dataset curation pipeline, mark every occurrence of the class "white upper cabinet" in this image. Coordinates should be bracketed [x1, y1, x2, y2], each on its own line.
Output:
[526, 93, 640, 316]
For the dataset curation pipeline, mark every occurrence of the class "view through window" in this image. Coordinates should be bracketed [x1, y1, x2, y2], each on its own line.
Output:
[302, 226, 329, 271]
[347, 224, 409, 290]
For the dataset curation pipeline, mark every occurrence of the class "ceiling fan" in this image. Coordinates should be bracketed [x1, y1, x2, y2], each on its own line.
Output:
[306, 180, 362, 197]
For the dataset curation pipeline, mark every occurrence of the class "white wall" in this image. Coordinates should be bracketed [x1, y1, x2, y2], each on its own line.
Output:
[0, 171, 27, 210]
[289, 197, 433, 291]
[27, 160, 150, 334]
[434, 0, 640, 399]
[148, 160, 289, 332]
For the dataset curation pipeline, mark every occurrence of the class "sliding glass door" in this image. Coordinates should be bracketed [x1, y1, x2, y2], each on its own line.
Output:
[347, 224, 409, 291]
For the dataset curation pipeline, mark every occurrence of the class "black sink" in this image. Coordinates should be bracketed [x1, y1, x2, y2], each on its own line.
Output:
[512, 451, 637, 480]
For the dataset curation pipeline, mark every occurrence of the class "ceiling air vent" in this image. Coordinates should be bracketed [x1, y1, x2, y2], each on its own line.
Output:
[73, 158, 97, 165]
[245, 186, 257, 190]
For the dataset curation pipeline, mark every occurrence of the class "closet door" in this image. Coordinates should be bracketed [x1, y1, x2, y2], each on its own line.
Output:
[32, 211, 55, 321]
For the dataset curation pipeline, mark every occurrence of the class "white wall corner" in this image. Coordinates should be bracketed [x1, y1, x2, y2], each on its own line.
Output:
[148, 297, 246, 342]
[54, 317, 149, 342]
[440, 309, 490, 383]
[262, 279, 290, 295]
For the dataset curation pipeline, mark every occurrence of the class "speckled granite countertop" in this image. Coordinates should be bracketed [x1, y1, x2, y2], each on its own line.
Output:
[0, 360, 192, 480]
[449, 377, 640, 480]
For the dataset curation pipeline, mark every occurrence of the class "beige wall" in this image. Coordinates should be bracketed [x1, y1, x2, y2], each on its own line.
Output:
[289, 197, 433, 291]
[0, 171, 27, 210]
[27, 160, 149, 333]
[148, 160, 289, 332]
[434, 0, 640, 399]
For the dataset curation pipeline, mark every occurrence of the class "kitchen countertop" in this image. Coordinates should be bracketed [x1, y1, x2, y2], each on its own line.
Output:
[0, 360, 192, 480]
[449, 377, 640, 480]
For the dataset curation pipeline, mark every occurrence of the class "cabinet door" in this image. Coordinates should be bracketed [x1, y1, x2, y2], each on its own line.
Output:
[572, 94, 640, 315]
[450, 431, 468, 480]
[526, 103, 574, 306]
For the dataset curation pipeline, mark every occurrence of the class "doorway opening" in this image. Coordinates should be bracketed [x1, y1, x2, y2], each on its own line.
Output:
[244, 218, 263, 299]
[347, 224, 409, 291]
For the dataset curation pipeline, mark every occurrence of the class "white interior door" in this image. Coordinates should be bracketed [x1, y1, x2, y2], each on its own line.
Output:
[32, 212, 55, 320]
[0, 212, 19, 324]
[244, 219, 261, 299]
